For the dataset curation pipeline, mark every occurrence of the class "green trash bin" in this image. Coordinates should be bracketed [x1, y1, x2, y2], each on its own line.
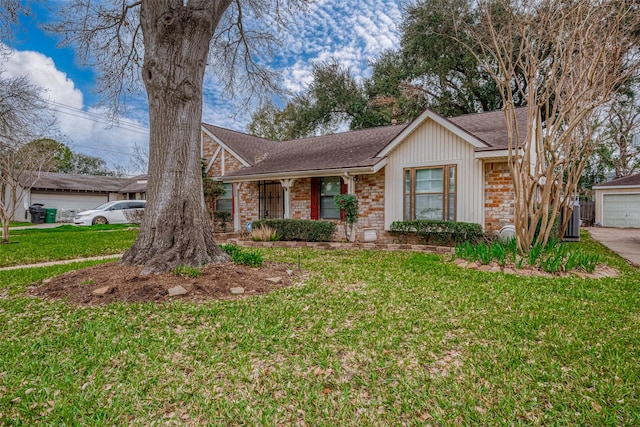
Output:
[44, 208, 57, 223]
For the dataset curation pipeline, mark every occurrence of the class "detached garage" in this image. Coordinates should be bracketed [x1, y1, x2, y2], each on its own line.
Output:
[16, 172, 145, 222]
[594, 173, 640, 228]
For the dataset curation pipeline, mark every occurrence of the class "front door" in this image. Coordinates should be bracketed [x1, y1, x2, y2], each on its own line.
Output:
[258, 181, 284, 219]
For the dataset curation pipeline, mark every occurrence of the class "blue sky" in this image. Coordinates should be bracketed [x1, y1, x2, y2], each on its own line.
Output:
[2, 1, 403, 174]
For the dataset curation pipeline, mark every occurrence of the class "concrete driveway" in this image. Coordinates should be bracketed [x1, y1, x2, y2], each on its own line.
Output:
[585, 227, 640, 267]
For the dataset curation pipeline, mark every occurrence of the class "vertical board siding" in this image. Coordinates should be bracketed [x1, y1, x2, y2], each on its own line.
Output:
[384, 120, 484, 229]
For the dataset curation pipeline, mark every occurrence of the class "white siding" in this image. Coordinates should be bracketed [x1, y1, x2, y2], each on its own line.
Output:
[384, 119, 485, 229]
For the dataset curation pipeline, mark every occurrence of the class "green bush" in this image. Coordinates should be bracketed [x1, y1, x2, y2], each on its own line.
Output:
[390, 220, 484, 245]
[219, 244, 264, 267]
[251, 219, 336, 242]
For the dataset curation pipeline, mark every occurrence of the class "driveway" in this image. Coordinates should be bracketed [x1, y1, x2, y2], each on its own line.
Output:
[585, 227, 640, 267]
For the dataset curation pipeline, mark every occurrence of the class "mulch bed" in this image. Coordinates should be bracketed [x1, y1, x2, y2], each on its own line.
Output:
[28, 261, 301, 306]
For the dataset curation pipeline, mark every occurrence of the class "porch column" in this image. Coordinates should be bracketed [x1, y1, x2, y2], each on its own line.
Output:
[233, 182, 242, 232]
[341, 174, 356, 195]
[279, 179, 296, 219]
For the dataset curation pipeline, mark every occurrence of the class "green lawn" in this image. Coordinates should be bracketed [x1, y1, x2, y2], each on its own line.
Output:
[0, 225, 138, 267]
[0, 231, 638, 425]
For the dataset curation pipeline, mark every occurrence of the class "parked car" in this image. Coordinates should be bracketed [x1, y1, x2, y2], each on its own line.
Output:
[74, 200, 146, 225]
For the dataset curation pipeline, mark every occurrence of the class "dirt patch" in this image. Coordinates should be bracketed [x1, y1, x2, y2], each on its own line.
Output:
[28, 261, 302, 306]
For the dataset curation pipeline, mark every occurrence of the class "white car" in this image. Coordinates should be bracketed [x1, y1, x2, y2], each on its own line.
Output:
[74, 200, 146, 226]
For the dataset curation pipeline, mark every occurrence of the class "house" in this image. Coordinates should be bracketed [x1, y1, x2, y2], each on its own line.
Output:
[13, 172, 147, 222]
[593, 172, 640, 228]
[202, 108, 528, 241]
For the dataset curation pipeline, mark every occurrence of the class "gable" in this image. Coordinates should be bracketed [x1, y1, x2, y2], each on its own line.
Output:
[377, 110, 489, 158]
[201, 128, 251, 177]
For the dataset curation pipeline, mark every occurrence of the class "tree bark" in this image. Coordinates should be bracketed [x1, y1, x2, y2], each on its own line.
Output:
[121, 1, 232, 274]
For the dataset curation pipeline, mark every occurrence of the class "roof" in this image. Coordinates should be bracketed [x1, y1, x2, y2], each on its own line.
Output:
[118, 175, 148, 193]
[223, 124, 408, 178]
[593, 172, 640, 188]
[448, 108, 529, 151]
[202, 123, 279, 165]
[26, 172, 135, 193]
[204, 107, 529, 180]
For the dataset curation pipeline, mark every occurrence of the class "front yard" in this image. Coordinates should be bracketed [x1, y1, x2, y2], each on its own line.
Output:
[0, 227, 638, 425]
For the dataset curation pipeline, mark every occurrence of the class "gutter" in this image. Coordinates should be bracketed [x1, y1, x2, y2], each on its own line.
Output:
[215, 160, 387, 183]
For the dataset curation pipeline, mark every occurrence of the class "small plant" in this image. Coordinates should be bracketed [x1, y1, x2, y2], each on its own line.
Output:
[490, 242, 507, 266]
[219, 244, 264, 267]
[577, 252, 600, 273]
[477, 244, 493, 265]
[539, 252, 565, 273]
[527, 243, 544, 267]
[173, 264, 203, 278]
[250, 225, 279, 242]
[334, 194, 359, 241]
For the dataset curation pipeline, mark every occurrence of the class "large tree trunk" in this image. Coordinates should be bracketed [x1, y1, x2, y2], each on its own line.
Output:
[122, 1, 232, 274]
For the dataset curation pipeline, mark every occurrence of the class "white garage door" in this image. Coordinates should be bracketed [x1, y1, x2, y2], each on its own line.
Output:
[31, 192, 109, 222]
[602, 193, 640, 228]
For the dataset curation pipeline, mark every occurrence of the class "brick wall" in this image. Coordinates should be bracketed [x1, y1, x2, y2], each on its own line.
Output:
[201, 132, 245, 177]
[290, 178, 311, 220]
[238, 181, 259, 228]
[354, 169, 385, 241]
[484, 162, 515, 233]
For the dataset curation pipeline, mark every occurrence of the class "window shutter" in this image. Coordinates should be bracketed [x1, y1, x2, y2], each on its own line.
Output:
[310, 177, 320, 220]
[339, 179, 348, 221]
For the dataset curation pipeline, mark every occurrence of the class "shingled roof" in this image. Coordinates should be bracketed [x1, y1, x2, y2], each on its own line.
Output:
[594, 172, 640, 188]
[205, 107, 528, 179]
[448, 108, 529, 151]
[223, 124, 408, 178]
[24, 172, 134, 193]
[202, 123, 280, 165]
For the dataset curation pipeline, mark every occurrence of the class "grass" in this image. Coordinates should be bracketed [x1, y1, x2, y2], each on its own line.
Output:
[8, 221, 32, 227]
[0, 225, 138, 267]
[0, 231, 639, 425]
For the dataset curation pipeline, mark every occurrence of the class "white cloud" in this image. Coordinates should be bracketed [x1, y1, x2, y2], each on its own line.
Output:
[279, 0, 402, 95]
[2, 0, 404, 166]
[2, 47, 149, 174]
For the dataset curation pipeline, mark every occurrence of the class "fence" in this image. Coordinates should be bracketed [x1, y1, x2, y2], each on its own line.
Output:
[580, 200, 595, 226]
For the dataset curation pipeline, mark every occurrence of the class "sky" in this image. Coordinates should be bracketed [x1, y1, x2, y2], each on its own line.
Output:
[2, 0, 404, 175]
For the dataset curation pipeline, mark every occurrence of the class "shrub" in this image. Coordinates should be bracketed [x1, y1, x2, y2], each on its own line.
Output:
[212, 211, 232, 232]
[334, 194, 359, 241]
[123, 209, 144, 224]
[173, 264, 203, 278]
[219, 244, 264, 267]
[250, 225, 280, 242]
[251, 219, 336, 242]
[390, 220, 484, 245]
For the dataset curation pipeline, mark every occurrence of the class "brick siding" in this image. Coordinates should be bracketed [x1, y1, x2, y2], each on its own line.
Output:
[484, 162, 515, 233]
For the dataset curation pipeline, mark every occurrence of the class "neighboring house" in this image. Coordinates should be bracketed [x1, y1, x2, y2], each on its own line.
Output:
[14, 172, 147, 222]
[202, 108, 528, 241]
[593, 172, 640, 228]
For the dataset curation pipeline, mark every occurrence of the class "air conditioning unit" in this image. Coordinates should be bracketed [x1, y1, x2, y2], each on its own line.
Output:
[632, 133, 640, 148]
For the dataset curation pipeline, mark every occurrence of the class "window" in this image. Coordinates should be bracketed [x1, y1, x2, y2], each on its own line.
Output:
[215, 183, 233, 214]
[320, 177, 341, 219]
[311, 177, 346, 220]
[404, 165, 456, 221]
